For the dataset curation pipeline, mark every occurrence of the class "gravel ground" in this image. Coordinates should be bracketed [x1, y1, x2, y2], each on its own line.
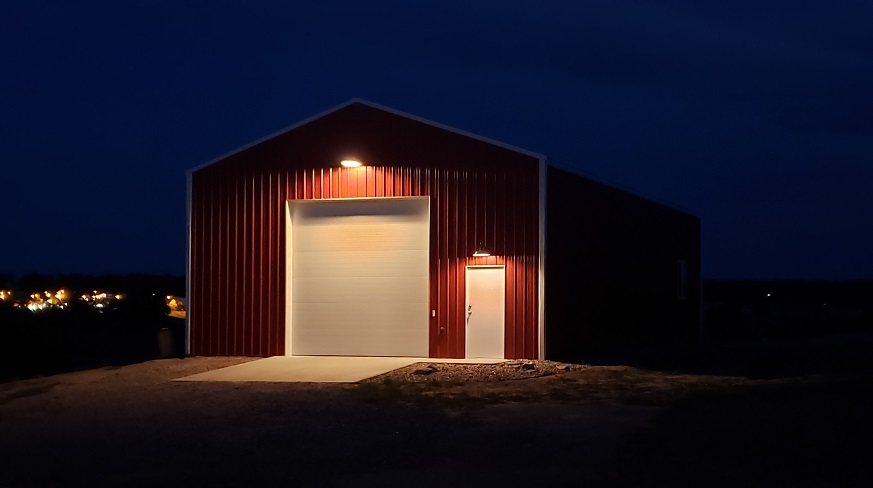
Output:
[0, 357, 662, 487]
[364, 359, 583, 384]
[2, 336, 871, 487]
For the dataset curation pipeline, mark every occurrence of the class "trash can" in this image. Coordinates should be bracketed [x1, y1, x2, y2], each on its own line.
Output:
[157, 327, 174, 358]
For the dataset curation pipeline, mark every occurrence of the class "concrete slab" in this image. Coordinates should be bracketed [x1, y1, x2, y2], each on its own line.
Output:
[174, 356, 507, 383]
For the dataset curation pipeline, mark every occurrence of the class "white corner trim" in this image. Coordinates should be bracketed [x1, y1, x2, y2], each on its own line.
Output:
[537, 158, 547, 360]
[185, 172, 192, 356]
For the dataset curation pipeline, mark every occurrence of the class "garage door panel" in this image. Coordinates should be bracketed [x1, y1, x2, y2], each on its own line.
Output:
[291, 333, 426, 357]
[294, 220, 427, 252]
[292, 302, 428, 357]
[294, 198, 426, 221]
[293, 277, 428, 303]
[293, 250, 427, 278]
[294, 302, 427, 329]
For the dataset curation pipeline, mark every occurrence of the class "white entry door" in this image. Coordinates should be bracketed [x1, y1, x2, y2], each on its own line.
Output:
[465, 266, 505, 358]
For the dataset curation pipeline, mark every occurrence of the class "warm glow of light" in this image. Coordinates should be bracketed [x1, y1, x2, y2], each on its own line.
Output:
[340, 159, 362, 168]
[115, 294, 123, 300]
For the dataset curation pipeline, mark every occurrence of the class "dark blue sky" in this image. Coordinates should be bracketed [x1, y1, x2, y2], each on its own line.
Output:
[3, 1, 871, 280]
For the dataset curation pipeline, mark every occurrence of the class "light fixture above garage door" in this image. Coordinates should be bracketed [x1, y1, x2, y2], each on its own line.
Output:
[340, 158, 362, 168]
[472, 242, 491, 257]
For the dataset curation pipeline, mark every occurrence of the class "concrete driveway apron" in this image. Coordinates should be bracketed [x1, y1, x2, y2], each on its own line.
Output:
[174, 356, 505, 383]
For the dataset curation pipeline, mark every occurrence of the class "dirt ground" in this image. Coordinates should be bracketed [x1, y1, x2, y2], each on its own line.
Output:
[1, 335, 872, 487]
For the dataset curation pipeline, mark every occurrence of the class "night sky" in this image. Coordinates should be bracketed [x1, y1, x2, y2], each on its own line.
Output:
[3, 1, 871, 280]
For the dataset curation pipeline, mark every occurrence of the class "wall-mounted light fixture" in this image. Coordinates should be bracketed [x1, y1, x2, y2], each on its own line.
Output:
[472, 242, 491, 257]
[340, 159, 362, 168]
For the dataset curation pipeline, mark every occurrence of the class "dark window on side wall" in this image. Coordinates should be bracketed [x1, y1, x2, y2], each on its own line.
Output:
[677, 259, 688, 300]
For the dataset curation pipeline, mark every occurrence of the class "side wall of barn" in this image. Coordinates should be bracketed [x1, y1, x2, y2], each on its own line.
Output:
[543, 166, 701, 359]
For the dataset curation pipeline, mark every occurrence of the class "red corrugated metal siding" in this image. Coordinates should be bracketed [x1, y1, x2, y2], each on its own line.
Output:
[189, 102, 540, 358]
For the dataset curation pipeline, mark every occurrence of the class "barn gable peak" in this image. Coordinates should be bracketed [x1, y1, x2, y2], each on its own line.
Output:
[188, 98, 545, 174]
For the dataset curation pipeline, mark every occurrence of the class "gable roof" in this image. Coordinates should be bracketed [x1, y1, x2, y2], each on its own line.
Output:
[185, 97, 696, 217]
[187, 98, 546, 175]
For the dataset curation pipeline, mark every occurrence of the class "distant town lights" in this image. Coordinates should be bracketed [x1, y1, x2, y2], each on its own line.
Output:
[10, 288, 125, 313]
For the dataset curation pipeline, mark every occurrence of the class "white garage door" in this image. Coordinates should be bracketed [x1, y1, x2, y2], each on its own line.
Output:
[288, 197, 429, 356]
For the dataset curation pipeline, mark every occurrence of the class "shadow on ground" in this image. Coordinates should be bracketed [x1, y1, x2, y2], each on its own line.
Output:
[597, 367, 873, 486]
[570, 330, 873, 379]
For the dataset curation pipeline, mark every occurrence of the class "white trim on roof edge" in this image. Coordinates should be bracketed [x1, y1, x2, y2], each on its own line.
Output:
[186, 98, 546, 175]
[355, 99, 546, 160]
[187, 99, 359, 174]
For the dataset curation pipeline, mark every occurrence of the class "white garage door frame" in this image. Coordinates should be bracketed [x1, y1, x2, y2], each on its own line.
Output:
[284, 196, 430, 357]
